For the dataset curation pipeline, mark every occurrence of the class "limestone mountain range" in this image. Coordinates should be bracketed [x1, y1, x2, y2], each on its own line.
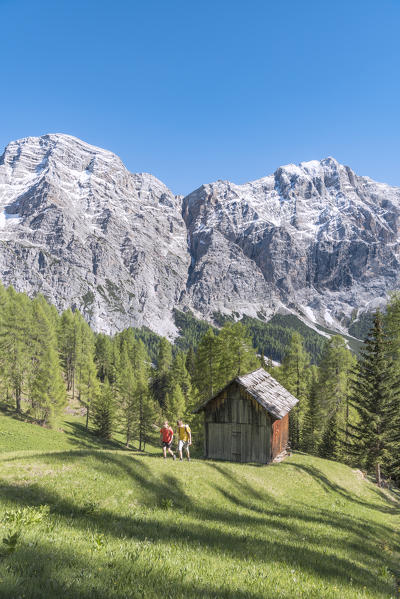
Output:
[0, 133, 399, 338]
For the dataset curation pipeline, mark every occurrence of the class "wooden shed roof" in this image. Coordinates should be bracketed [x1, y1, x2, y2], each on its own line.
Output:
[194, 368, 299, 419]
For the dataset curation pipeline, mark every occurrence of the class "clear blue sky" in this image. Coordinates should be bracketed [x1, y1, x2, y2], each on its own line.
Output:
[1, 0, 399, 195]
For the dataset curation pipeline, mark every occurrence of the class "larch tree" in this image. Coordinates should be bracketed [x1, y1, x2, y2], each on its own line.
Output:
[116, 342, 137, 447]
[185, 346, 196, 380]
[0, 287, 32, 412]
[95, 333, 115, 383]
[165, 382, 186, 425]
[152, 337, 172, 409]
[169, 351, 192, 412]
[29, 297, 66, 426]
[276, 332, 311, 449]
[317, 335, 355, 457]
[301, 365, 320, 454]
[74, 312, 99, 429]
[194, 328, 222, 401]
[218, 322, 259, 381]
[136, 368, 157, 451]
[58, 309, 78, 396]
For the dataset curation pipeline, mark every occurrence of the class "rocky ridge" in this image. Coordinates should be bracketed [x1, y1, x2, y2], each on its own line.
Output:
[1, 133, 399, 337]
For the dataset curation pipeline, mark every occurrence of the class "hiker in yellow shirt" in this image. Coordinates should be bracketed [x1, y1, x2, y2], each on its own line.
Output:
[176, 419, 192, 461]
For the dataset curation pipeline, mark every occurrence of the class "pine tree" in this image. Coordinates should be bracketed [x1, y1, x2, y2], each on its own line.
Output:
[319, 412, 338, 460]
[93, 380, 114, 439]
[382, 295, 400, 483]
[385, 400, 400, 485]
[347, 312, 398, 486]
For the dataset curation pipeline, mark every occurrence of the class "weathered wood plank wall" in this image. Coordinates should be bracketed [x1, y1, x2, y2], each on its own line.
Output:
[204, 383, 272, 463]
[271, 413, 289, 459]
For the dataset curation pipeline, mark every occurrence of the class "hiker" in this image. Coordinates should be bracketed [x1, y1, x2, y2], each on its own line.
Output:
[177, 419, 192, 461]
[160, 421, 176, 460]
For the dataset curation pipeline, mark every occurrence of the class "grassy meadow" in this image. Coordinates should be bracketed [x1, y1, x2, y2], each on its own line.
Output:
[0, 410, 399, 599]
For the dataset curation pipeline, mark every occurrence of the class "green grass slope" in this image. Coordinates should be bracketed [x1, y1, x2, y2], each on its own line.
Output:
[0, 413, 399, 599]
[0, 411, 124, 453]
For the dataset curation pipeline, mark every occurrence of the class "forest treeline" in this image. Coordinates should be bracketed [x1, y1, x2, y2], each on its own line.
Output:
[173, 309, 327, 363]
[0, 282, 398, 486]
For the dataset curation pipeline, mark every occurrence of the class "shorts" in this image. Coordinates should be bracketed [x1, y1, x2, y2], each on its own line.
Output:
[162, 441, 172, 448]
[178, 440, 189, 451]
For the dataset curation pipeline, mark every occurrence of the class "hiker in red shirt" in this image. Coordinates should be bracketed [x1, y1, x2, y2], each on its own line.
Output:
[160, 421, 176, 460]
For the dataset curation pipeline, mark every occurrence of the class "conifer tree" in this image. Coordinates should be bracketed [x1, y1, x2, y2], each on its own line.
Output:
[152, 337, 172, 408]
[316, 335, 355, 454]
[347, 312, 398, 486]
[319, 412, 338, 460]
[74, 312, 99, 428]
[93, 380, 114, 439]
[385, 405, 400, 485]
[116, 343, 137, 447]
[218, 322, 259, 381]
[136, 373, 158, 451]
[0, 287, 32, 412]
[28, 297, 66, 425]
[127, 336, 157, 450]
[277, 332, 310, 449]
[116, 333, 157, 450]
[58, 308, 81, 397]
[169, 351, 192, 411]
[95, 333, 114, 383]
[194, 328, 222, 401]
[0, 283, 9, 402]
[165, 382, 186, 424]
[185, 346, 196, 379]
[301, 366, 320, 454]
[382, 295, 400, 483]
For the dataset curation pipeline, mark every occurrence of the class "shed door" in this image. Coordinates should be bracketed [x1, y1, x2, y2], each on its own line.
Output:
[206, 422, 269, 463]
[207, 423, 232, 460]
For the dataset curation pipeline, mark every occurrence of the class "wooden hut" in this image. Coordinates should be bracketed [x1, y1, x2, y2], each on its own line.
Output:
[193, 368, 298, 464]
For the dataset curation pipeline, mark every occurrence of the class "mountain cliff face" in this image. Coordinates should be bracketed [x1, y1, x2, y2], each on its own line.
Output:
[1, 134, 399, 336]
[0, 134, 189, 335]
[182, 159, 400, 332]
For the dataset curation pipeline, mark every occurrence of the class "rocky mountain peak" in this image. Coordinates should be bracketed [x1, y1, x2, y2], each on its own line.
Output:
[0, 134, 399, 337]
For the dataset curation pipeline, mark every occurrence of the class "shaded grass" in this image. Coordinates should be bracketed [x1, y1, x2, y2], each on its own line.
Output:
[0, 413, 399, 598]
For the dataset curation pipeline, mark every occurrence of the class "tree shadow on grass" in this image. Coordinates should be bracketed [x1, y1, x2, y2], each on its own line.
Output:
[61, 421, 127, 451]
[206, 462, 268, 503]
[281, 462, 400, 515]
[0, 451, 398, 597]
[0, 540, 276, 599]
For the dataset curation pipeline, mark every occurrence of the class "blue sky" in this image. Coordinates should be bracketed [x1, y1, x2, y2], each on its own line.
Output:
[1, 0, 399, 194]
